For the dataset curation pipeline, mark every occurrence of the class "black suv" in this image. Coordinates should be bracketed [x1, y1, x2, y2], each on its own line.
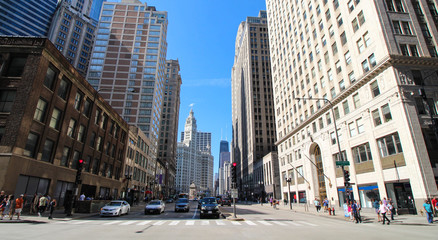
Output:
[199, 197, 220, 219]
[174, 198, 190, 212]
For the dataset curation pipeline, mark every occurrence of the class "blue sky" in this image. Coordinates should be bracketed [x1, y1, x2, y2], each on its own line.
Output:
[143, 0, 267, 173]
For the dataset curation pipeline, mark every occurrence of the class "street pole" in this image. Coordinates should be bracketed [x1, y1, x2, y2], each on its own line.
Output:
[286, 178, 292, 210]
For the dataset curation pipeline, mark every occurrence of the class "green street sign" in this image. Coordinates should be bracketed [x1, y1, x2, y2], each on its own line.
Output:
[336, 161, 350, 166]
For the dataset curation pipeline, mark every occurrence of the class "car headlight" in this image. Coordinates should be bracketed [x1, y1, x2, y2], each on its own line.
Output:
[215, 206, 219, 210]
[201, 206, 206, 210]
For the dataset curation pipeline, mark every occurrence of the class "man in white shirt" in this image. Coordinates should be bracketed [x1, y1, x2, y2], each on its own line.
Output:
[79, 193, 85, 201]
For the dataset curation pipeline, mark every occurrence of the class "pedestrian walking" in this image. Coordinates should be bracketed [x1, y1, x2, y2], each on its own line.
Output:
[323, 198, 329, 212]
[79, 193, 85, 201]
[1, 195, 13, 220]
[387, 201, 395, 220]
[431, 197, 437, 217]
[0, 194, 8, 220]
[38, 194, 48, 217]
[30, 194, 39, 214]
[378, 201, 390, 225]
[48, 199, 57, 219]
[352, 200, 362, 223]
[372, 198, 381, 222]
[423, 200, 434, 224]
[10, 194, 24, 220]
[348, 201, 353, 221]
[270, 197, 273, 206]
[314, 198, 321, 212]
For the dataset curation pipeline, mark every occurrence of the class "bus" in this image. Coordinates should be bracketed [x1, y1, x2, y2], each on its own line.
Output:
[178, 193, 188, 199]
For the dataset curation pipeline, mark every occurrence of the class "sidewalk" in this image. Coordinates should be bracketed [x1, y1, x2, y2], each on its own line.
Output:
[227, 201, 435, 226]
[0, 203, 145, 224]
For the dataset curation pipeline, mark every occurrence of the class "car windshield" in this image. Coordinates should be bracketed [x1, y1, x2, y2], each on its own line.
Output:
[203, 198, 216, 204]
[177, 198, 188, 203]
[108, 202, 122, 206]
[149, 201, 161, 205]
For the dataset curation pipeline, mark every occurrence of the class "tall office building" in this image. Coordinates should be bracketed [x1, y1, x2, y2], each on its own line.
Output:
[266, 0, 438, 212]
[218, 140, 230, 195]
[90, 0, 105, 21]
[157, 59, 182, 196]
[0, 0, 59, 36]
[86, 0, 168, 158]
[176, 110, 214, 193]
[219, 140, 230, 168]
[48, 0, 100, 76]
[231, 10, 277, 199]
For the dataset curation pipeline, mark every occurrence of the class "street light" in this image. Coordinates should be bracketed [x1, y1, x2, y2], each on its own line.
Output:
[294, 97, 350, 201]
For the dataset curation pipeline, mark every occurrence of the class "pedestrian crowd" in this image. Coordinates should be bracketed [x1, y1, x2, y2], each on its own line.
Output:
[0, 191, 57, 220]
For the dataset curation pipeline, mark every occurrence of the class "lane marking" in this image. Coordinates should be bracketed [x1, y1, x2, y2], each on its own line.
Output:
[216, 220, 226, 225]
[192, 208, 198, 219]
[258, 221, 272, 226]
[288, 222, 304, 226]
[231, 221, 241, 225]
[245, 220, 257, 226]
[169, 221, 180, 226]
[120, 220, 138, 225]
[153, 221, 166, 226]
[271, 221, 287, 226]
[297, 221, 318, 226]
[186, 220, 195, 225]
[136, 221, 151, 226]
[103, 221, 122, 225]
[71, 220, 91, 225]
[201, 220, 209, 225]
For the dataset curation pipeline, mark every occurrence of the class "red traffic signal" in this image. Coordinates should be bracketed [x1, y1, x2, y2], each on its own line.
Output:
[79, 159, 84, 164]
[232, 162, 237, 167]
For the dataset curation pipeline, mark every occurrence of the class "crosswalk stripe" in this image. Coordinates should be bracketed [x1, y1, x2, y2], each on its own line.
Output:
[231, 221, 241, 225]
[258, 221, 272, 226]
[136, 221, 151, 226]
[72, 221, 91, 225]
[297, 221, 318, 226]
[153, 221, 166, 226]
[216, 220, 225, 225]
[271, 221, 287, 226]
[201, 220, 210, 225]
[186, 220, 195, 225]
[120, 220, 137, 225]
[288, 221, 303, 226]
[169, 221, 180, 226]
[103, 221, 122, 225]
[245, 220, 257, 226]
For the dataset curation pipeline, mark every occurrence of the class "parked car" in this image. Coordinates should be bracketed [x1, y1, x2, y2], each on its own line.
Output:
[166, 198, 174, 203]
[221, 198, 232, 206]
[174, 198, 190, 212]
[100, 200, 130, 217]
[199, 197, 221, 219]
[145, 200, 165, 214]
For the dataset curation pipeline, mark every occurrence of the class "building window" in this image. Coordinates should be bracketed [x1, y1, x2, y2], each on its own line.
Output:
[24, 132, 39, 158]
[0, 90, 16, 112]
[377, 132, 403, 157]
[349, 121, 357, 137]
[58, 78, 71, 100]
[67, 119, 77, 138]
[343, 101, 350, 114]
[334, 107, 340, 119]
[74, 91, 84, 111]
[370, 81, 380, 97]
[362, 59, 370, 72]
[49, 108, 62, 130]
[344, 51, 352, 65]
[60, 147, 70, 167]
[352, 143, 373, 163]
[33, 98, 48, 122]
[357, 118, 364, 134]
[77, 125, 86, 143]
[41, 139, 55, 162]
[353, 93, 361, 109]
[5, 56, 27, 77]
[340, 32, 347, 45]
[381, 104, 393, 122]
[44, 66, 58, 90]
[330, 132, 336, 145]
[372, 109, 382, 126]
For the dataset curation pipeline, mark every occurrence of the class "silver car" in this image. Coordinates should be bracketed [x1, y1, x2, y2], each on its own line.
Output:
[100, 200, 130, 217]
[145, 200, 165, 214]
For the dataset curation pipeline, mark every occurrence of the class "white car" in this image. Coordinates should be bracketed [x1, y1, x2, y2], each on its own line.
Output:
[100, 200, 130, 217]
[145, 200, 165, 214]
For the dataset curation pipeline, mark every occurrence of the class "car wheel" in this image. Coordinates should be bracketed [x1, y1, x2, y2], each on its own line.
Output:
[126, 208, 130, 215]
[118, 210, 121, 217]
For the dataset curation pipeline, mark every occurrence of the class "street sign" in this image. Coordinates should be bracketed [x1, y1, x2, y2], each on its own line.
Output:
[336, 161, 350, 166]
[231, 189, 238, 198]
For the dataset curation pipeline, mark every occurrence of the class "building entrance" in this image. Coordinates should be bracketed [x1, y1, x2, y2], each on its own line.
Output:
[314, 145, 327, 201]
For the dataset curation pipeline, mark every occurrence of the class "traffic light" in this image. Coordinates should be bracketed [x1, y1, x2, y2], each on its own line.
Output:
[343, 170, 350, 186]
[75, 159, 84, 185]
[231, 162, 237, 185]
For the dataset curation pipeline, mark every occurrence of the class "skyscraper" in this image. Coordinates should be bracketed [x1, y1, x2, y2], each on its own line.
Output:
[231, 10, 277, 199]
[218, 140, 230, 195]
[219, 140, 230, 168]
[266, 0, 438, 211]
[0, 0, 59, 36]
[158, 59, 182, 197]
[48, 0, 100, 76]
[86, 0, 168, 157]
[176, 110, 214, 193]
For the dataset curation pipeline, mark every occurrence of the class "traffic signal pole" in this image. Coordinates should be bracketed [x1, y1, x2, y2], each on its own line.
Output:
[66, 159, 84, 216]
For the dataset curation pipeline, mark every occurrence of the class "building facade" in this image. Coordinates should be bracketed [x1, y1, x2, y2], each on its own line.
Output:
[231, 10, 278, 200]
[218, 140, 231, 195]
[266, 0, 438, 212]
[157, 59, 182, 197]
[86, 0, 168, 158]
[0, 0, 59, 37]
[176, 110, 214, 193]
[0, 37, 129, 207]
[48, 0, 99, 77]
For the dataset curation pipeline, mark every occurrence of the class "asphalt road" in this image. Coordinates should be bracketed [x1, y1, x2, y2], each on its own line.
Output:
[1, 201, 437, 240]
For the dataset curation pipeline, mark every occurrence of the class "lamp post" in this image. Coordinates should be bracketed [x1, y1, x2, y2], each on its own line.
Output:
[285, 177, 292, 210]
[125, 171, 132, 204]
[294, 97, 350, 201]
